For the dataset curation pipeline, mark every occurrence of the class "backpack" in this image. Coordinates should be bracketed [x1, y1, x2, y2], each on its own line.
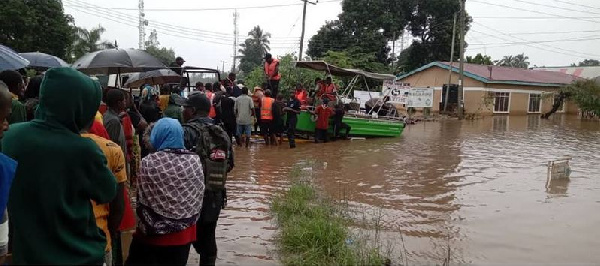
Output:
[184, 122, 231, 191]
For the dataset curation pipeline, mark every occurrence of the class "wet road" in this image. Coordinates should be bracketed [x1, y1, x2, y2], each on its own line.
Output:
[190, 115, 600, 265]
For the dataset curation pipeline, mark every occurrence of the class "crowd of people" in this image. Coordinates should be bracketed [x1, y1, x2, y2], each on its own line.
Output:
[0, 52, 352, 265]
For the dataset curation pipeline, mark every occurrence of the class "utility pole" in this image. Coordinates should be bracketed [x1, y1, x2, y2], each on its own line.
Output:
[457, 0, 466, 119]
[444, 13, 457, 113]
[298, 0, 318, 61]
[138, 0, 147, 49]
[232, 10, 239, 73]
[221, 60, 226, 74]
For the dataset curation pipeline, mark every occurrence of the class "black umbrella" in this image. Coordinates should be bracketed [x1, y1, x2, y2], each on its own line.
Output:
[124, 69, 181, 88]
[19, 52, 69, 69]
[0, 44, 29, 71]
[71, 48, 166, 75]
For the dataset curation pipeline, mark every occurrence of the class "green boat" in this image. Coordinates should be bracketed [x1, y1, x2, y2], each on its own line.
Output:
[293, 61, 404, 138]
[294, 111, 404, 137]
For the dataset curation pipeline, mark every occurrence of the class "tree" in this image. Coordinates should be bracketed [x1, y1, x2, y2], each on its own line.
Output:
[466, 53, 493, 65]
[0, 0, 73, 59]
[571, 59, 600, 67]
[143, 30, 176, 65]
[542, 79, 600, 118]
[245, 54, 321, 95]
[70, 25, 115, 62]
[495, 53, 530, 69]
[308, 0, 413, 66]
[238, 26, 271, 74]
[397, 0, 472, 72]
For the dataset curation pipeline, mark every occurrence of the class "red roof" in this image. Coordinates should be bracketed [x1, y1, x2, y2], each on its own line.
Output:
[439, 62, 578, 85]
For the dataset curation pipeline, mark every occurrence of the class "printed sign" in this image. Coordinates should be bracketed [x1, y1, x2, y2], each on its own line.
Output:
[407, 88, 434, 108]
[382, 80, 410, 105]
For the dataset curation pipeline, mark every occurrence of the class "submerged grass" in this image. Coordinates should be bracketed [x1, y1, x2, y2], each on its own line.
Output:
[271, 167, 387, 266]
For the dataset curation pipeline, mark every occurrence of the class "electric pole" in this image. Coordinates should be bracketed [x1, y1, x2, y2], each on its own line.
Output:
[232, 10, 239, 73]
[444, 13, 457, 113]
[299, 0, 318, 61]
[138, 0, 147, 49]
[457, 0, 466, 119]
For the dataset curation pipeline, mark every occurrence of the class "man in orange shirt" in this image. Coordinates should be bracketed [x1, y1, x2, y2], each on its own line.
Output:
[81, 123, 126, 266]
[264, 53, 281, 98]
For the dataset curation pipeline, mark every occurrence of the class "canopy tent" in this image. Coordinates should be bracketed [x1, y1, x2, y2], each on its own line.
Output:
[294, 61, 395, 81]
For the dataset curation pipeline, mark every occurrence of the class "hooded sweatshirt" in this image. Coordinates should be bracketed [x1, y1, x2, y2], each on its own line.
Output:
[2, 67, 117, 264]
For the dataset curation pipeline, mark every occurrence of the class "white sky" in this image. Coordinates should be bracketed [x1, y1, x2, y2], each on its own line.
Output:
[62, 0, 600, 70]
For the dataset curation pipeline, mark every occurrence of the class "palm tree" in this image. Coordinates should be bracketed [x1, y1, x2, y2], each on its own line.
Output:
[495, 53, 530, 69]
[247, 26, 271, 54]
[238, 26, 272, 73]
[71, 25, 115, 60]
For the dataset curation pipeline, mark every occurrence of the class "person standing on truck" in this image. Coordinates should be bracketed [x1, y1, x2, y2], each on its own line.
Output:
[263, 53, 281, 98]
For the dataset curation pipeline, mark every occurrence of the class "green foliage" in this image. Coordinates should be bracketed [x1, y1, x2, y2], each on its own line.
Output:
[495, 53, 530, 69]
[244, 54, 322, 96]
[239, 26, 271, 74]
[145, 46, 176, 65]
[308, 0, 414, 66]
[69, 25, 116, 63]
[0, 0, 73, 60]
[571, 59, 600, 67]
[466, 53, 493, 65]
[562, 79, 600, 116]
[323, 50, 388, 73]
[271, 176, 386, 266]
[397, 0, 472, 72]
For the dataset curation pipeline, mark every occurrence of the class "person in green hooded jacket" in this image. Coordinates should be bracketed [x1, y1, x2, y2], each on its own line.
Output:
[2, 67, 117, 264]
[164, 86, 184, 123]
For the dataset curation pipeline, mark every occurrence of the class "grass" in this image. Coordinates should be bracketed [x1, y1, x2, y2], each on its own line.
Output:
[271, 167, 388, 266]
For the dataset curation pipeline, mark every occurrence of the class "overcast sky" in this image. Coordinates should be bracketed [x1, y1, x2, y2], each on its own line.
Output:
[62, 0, 600, 70]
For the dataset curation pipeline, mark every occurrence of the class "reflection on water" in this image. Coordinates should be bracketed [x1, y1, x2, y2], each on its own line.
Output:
[201, 115, 600, 265]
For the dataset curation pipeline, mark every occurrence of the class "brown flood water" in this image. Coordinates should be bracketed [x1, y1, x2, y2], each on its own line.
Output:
[188, 115, 600, 265]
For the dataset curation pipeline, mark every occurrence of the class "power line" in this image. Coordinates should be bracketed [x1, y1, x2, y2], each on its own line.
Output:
[63, 0, 341, 12]
[474, 16, 600, 19]
[64, 0, 302, 41]
[508, 0, 600, 15]
[64, 0, 304, 48]
[470, 0, 600, 24]
[550, 0, 600, 12]
[503, 29, 600, 35]
[471, 22, 600, 58]
[468, 34, 600, 46]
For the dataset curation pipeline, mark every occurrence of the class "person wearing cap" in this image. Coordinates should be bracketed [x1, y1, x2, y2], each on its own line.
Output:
[263, 53, 281, 98]
[310, 97, 334, 143]
[2, 67, 117, 264]
[170, 56, 186, 75]
[180, 93, 234, 266]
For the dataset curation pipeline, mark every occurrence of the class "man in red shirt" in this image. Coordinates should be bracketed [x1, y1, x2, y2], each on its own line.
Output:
[311, 98, 334, 143]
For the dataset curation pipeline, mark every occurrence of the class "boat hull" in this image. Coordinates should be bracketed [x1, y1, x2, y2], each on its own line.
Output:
[293, 111, 403, 137]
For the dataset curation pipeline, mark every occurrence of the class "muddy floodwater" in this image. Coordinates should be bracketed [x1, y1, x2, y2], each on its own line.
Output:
[188, 115, 600, 265]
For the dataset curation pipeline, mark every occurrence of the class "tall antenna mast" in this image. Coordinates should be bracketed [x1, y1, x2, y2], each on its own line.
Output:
[232, 10, 239, 73]
[138, 0, 147, 49]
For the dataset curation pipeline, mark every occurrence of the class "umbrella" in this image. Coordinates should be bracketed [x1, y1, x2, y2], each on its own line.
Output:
[124, 69, 181, 88]
[19, 52, 69, 69]
[71, 48, 166, 75]
[0, 44, 29, 71]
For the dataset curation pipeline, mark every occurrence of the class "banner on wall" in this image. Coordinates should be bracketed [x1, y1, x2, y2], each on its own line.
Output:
[406, 88, 434, 108]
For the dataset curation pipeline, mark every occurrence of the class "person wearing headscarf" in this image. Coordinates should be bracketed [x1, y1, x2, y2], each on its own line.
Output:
[139, 85, 162, 124]
[2, 68, 117, 264]
[126, 118, 204, 265]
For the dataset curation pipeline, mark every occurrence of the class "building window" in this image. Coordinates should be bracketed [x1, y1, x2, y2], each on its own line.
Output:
[493, 92, 510, 113]
[528, 94, 542, 113]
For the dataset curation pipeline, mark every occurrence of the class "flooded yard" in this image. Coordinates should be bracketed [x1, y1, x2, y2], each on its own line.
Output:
[198, 115, 600, 265]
